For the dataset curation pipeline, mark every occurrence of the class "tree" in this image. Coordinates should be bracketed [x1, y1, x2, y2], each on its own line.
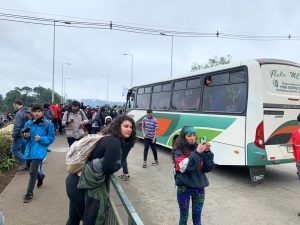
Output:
[191, 55, 232, 72]
[0, 94, 3, 102]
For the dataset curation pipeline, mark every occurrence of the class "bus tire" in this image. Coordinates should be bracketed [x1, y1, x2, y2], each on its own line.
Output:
[249, 166, 266, 183]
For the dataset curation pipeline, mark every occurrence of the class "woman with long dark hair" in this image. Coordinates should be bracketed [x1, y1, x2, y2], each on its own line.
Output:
[66, 115, 136, 225]
[172, 126, 213, 225]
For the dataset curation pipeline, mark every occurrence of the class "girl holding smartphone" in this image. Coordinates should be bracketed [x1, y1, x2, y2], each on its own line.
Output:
[172, 126, 214, 225]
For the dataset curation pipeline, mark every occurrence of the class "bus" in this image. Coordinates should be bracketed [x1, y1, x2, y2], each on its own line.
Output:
[126, 58, 300, 182]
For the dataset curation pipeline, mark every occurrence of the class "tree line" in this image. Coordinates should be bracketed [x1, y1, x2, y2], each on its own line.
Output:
[0, 86, 61, 113]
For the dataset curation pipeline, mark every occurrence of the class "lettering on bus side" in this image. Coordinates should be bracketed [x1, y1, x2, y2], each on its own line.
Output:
[290, 72, 300, 79]
[270, 70, 287, 78]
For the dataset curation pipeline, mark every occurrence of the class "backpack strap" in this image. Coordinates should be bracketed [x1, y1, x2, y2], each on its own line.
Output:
[45, 120, 49, 136]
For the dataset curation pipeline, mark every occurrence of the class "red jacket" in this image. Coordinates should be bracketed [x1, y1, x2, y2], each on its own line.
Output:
[50, 103, 60, 119]
[292, 128, 300, 163]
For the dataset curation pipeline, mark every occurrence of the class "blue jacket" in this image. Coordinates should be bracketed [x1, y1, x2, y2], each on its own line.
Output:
[23, 118, 55, 160]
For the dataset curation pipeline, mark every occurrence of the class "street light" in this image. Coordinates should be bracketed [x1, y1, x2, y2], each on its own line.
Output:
[100, 74, 109, 104]
[51, 20, 72, 103]
[64, 77, 70, 102]
[61, 62, 71, 103]
[123, 53, 134, 87]
[51, 20, 57, 103]
[160, 33, 174, 77]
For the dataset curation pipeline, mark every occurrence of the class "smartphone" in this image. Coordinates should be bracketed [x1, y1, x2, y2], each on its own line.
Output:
[200, 136, 207, 144]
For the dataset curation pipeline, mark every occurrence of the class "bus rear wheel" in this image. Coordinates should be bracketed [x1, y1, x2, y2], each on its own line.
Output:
[249, 166, 266, 183]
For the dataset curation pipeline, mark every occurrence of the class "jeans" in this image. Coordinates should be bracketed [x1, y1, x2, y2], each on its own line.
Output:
[10, 137, 25, 165]
[143, 138, 158, 162]
[26, 159, 42, 193]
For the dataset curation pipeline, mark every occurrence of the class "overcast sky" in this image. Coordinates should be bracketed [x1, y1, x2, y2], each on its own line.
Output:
[1, 0, 300, 102]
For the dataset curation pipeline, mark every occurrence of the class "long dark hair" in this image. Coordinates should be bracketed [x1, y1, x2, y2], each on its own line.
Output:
[172, 126, 197, 160]
[101, 115, 136, 144]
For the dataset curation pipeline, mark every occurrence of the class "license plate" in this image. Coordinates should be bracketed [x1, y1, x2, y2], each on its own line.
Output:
[287, 146, 293, 153]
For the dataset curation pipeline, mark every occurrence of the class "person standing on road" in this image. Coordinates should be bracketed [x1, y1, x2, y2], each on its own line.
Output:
[50, 102, 60, 134]
[142, 109, 158, 168]
[65, 115, 136, 225]
[62, 100, 89, 147]
[172, 126, 214, 225]
[10, 100, 31, 172]
[291, 113, 300, 217]
[22, 104, 55, 203]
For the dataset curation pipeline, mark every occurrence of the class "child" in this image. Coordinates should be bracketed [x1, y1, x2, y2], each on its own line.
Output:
[22, 104, 55, 203]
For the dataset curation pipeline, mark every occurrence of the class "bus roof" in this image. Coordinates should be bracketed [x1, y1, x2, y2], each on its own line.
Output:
[132, 58, 300, 89]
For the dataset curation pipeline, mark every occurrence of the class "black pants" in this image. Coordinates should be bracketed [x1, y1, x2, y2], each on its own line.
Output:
[66, 174, 85, 225]
[26, 159, 42, 193]
[58, 118, 63, 134]
[143, 138, 158, 162]
[67, 137, 81, 147]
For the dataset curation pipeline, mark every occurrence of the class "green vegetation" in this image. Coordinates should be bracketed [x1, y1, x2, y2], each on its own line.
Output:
[0, 134, 14, 172]
[191, 55, 232, 72]
[0, 85, 61, 114]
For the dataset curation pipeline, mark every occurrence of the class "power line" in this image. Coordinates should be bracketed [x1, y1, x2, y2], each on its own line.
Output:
[0, 12, 299, 41]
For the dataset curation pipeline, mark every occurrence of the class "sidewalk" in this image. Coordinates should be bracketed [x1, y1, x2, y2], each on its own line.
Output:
[0, 135, 69, 225]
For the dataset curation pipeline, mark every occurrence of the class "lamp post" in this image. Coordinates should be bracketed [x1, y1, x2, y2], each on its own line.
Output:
[123, 53, 134, 87]
[160, 33, 173, 77]
[100, 74, 109, 104]
[51, 20, 72, 103]
[64, 77, 70, 102]
[61, 63, 71, 103]
[51, 20, 57, 103]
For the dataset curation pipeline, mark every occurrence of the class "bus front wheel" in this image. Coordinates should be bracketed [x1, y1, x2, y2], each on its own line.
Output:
[249, 166, 266, 183]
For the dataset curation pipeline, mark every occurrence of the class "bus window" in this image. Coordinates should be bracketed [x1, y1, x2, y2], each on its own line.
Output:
[145, 86, 152, 93]
[153, 85, 162, 92]
[188, 78, 201, 88]
[151, 92, 171, 110]
[172, 86, 201, 111]
[224, 83, 247, 112]
[230, 71, 246, 83]
[163, 83, 171, 91]
[174, 80, 186, 90]
[211, 73, 229, 85]
[136, 93, 151, 109]
[202, 83, 246, 113]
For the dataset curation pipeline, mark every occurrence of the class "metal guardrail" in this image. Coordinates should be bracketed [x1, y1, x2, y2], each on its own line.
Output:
[106, 174, 144, 225]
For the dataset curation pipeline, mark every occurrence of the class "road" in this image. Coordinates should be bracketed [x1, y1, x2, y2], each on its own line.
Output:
[118, 141, 300, 225]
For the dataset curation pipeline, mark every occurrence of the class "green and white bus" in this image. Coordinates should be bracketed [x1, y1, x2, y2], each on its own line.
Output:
[126, 59, 300, 182]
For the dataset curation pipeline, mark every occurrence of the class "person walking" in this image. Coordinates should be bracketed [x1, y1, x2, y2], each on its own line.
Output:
[65, 115, 136, 225]
[10, 100, 31, 172]
[172, 126, 214, 225]
[50, 102, 60, 134]
[291, 113, 300, 217]
[22, 104, 55, 203]
[142, 109, 158, 168]
[62, 100, 89, 147]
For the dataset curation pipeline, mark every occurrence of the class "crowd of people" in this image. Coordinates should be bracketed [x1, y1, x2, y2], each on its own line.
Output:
[3, 97, 300, 225]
